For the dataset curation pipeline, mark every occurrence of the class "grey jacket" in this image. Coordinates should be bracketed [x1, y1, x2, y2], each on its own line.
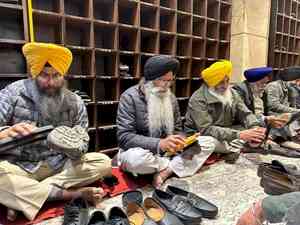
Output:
[264, 80, 300, 115]
[117, 83, 182, 153]
[232, 81, 256, 113]
[0, 79, 88, 172]
[233, 81, 266, 126]
[184, 84, 260, 142]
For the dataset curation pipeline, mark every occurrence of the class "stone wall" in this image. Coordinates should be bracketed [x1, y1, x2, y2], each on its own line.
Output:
[230, 0, 271, 82]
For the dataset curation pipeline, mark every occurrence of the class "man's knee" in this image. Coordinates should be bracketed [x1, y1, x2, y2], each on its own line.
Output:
[119, 148, 157, 174]
[197, 136, 218, 152]
[80, 152, 112, 178]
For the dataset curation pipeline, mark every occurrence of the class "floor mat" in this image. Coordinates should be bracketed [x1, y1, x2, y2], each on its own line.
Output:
[0, 155, 222, 225]
[0, 167, 149, 225]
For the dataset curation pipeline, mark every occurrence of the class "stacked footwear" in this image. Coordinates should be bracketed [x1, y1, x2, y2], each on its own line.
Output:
[258, 160, 300, 195]
[242, 142, 300, 158]
[123, 186, 217, 225]
[124, 190, 185, 225]
[47, 125, 89, 160]
[63, 186, 217, 225]
[119, 63, 131, 77]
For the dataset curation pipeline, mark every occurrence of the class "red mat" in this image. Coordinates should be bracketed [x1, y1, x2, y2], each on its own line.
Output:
[0, 167, 150, 225]
[0, 154, 221, 225]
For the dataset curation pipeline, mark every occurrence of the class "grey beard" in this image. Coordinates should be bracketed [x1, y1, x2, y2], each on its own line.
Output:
[144, 82, 174, 137]
[38, 90, 65, 123]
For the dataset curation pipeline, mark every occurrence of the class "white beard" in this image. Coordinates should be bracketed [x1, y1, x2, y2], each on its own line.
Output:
[208, 87, 233, 106]
[249, 83, 264, 97]
[144, 82, 174, 137]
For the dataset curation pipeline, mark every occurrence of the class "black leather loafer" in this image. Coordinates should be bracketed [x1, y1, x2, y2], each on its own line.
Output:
[152, 189, 202, 224]
[143, 197, 184, 225]
[166, 185, 218, 219]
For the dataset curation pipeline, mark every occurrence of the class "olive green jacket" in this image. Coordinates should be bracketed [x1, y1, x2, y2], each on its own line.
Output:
[184, 84, 260, 142]
[264, 80, 300, 115]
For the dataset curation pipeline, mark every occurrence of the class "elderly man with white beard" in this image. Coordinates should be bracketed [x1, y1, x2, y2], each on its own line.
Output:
[185, 60, 266, 162]
[233, 67, 297, 149]
[117, 55, 205, 188]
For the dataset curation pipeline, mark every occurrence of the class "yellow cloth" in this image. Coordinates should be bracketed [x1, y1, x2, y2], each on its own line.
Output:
[201, 60, 232, 87]
[22, 42, 73, 78]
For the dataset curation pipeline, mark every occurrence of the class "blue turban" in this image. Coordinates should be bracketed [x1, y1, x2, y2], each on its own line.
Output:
[244, 67, 273, 83]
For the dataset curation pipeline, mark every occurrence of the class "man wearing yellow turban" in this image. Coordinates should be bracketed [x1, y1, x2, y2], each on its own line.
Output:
[184, 60, 266, 166]
[0, 42, 111, 221]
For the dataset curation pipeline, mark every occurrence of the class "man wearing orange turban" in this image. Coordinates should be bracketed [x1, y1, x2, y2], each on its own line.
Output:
[0, 42, 111, 221]
[184, 60, 266, 166]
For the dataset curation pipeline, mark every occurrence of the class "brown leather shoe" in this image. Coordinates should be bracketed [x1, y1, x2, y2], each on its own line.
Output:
[258, 160, 300, 195]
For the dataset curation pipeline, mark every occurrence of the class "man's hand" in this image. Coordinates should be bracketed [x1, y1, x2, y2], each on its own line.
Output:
[239, 127, 266, 144]
[0, 123, 36, 140]
[266, 113, 290, 128]
[159, 135, 186, 154]
[236, 201, 265, 225]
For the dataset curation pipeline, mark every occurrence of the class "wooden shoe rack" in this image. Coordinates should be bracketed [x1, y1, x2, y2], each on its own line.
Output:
[268, 0, 300, 78]
[0, 0, 232, 154]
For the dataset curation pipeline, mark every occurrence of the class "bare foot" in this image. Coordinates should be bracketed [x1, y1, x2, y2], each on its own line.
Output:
[152, 168, 173, 188]
[7, 208, 17, 221]
[77, 187, 106, 206]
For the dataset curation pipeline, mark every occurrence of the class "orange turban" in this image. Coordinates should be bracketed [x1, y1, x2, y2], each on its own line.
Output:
[22, 42, 73, 78]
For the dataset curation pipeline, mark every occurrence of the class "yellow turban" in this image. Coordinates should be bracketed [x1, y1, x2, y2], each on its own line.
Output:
[22, 42, 73, 78]
[201, 60, 232, 87]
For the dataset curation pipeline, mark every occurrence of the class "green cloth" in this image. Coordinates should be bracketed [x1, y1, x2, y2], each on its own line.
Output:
[264, 80, 300, 116]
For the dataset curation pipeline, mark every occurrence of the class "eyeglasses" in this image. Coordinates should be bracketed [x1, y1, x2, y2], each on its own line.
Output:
[156, 76, 176, 84]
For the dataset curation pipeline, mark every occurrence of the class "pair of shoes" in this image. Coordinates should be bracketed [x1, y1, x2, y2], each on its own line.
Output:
[0, 125, 54, 154]
[258, 160, 300, 195]
[88, 207, 129, 225]
[47, 125, 89, 160]
[152, 189, 202, 224]
[165, 186, 218, 219]
[63, 197, 130, 225]
[123, 190, 184, 225]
